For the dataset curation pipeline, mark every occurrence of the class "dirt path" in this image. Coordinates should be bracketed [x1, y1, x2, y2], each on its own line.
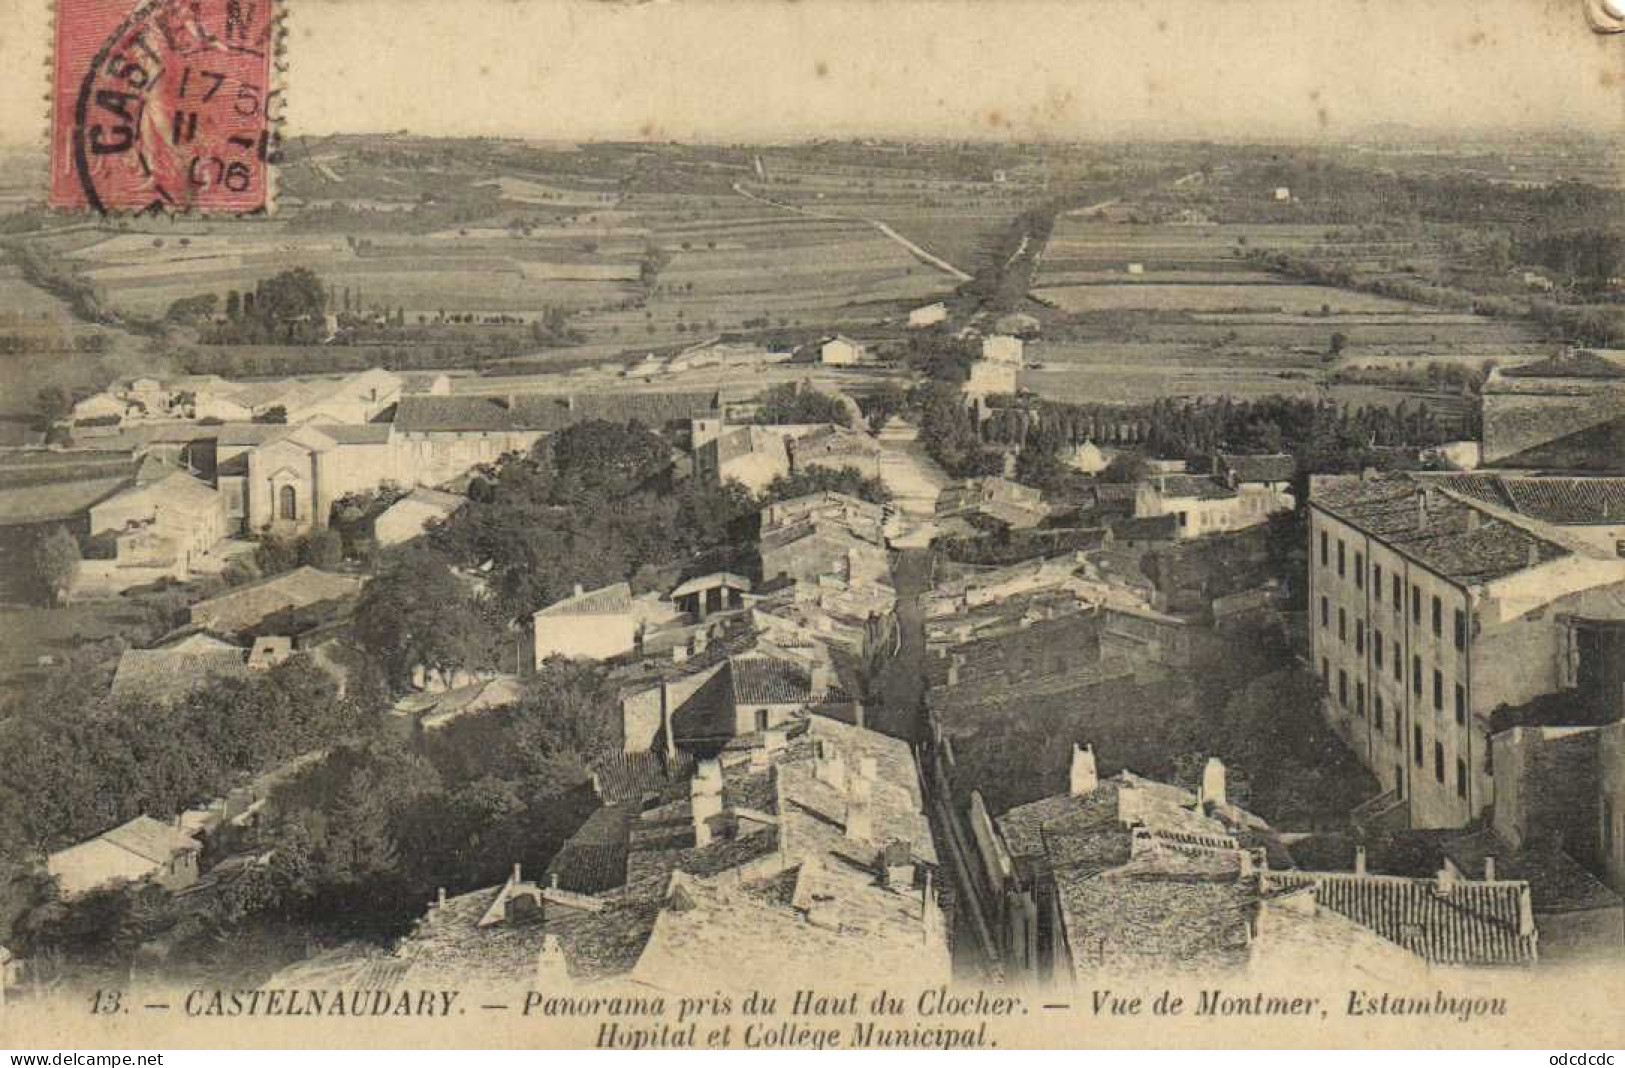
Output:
[731, 182, 972, 283]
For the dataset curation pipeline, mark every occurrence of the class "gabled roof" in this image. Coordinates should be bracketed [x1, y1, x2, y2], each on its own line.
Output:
[188, 566, 364, 635]
[1497, 350, 1625, 380]
[1484, 415, 1625, 474]
[534, 581, 634, 619]
[1149, 473, 1236, 501]
[1429, 474, 1625, 526]
[98, 814, 203, 863]
[110, 646, 251, 705]
[1311, 473, 1569, 584]
[1263, 870, 1537, 967]
[1217, 453, 1295, 485]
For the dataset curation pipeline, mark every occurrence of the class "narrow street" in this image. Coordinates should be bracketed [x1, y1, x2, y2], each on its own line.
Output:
[869, 547, 933, 743]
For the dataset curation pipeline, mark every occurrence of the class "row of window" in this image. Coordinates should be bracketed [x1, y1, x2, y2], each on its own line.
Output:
[1319, 600, 1467, 726]
[1317, 530, 1467, 649]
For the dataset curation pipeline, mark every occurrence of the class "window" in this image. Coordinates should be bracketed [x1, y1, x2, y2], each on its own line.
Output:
[1356, 680, 1365, 718]
[1177, 511, 1189, 528]
[278, 484, 297, 521]
[1392, 574, 1401, 612]
[1320, 530, 1328, 567]
[1374, 562, 1383, 594]
[1433, 669, 1443, 711]
[1456, 759, 1468, 799]
[1339, 608, 1347, 642]
[1355, 552, 1364, 589]
[1412, 656, 1422, 696]
[1374, 629, 1384, 668]
[1337, 539, 1346, 578]
[1321, 658, 1330, 692]
[1431, 596, 1442, 638]
[1454, 609, 1466, 651]
[1321, 597, 1329, 628]
[755, 708, 769, 732]
[1338, 670, 1348, 708]
[1411, 585, 1421, 625]
[1485, 738, 1495, 777]
[1374, 693, 1385, 730]
[1393, 641, 1402, 682]
[1455, 684, 1466, 725]
[1355, 620, 1364, 656]
[1413, 725, 1424, 766]
[1434, 742, 1445, 784]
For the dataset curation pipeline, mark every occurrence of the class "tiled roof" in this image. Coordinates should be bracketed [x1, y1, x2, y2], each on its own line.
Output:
[1311, 473, 1569, 584]
[1498, 351, 1625, 379]
[393, 396, 519, 432]
[0, 475, 131, 526]
[590, 750, 695, 806]
[669, 572, 752, 600]
[535, 581, 634, 617]
[315, 424, 393, 445]
[1150, 473, 1237, 501]
[188, 566, 364, 635]
[730, 655, 815, 705]
[1218, 453, 1295, 484]
[1263, 870, 1537, 966]
[110, 647, 251, 705]
[1472, 476, 1625, 526]
[1485, 415, 1625, 474]
[397, 391, 721, 435]
[545, 806, 632, 895]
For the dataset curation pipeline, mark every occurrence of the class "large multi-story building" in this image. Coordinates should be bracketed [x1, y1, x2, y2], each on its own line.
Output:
[1308, 472, 1625, 829]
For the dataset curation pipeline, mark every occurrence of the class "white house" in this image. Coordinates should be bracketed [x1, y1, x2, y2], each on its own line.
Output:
[531, 582, 639, 664]
[981, 335, 1024, 365]
[819, 336, 867, 366]
[908, 303, 948, 329]
[964, 360, 1019, 399]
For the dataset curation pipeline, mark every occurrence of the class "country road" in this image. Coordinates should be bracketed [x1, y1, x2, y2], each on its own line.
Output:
[732, 182, 973, 283]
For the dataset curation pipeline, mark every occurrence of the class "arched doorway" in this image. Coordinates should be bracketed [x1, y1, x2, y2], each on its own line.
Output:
[278, 484, 298, 522]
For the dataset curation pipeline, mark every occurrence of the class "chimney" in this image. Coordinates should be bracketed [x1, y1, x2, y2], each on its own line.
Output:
[845, 801, 873, 843]
[1354, 845, 1367, 876]
[512, 862, 523, 885]
[1484, 855, 1496, 882]
[1526, 540, 1540, 569]
[1518, 887, 1535, 939]
[881, 840, 914, 890]
[1199, 757, 1227, 809]
[946, 657, 961, 687]
[534, 933, 570, 987]
[550, 873, 560, 890]
[437, 886, 447, 909]
[573, 583, 585, 598]
[1416, 489, 1429, 526]
[1436, 863, 1457, 896]
[1069, 744, 1098, 796]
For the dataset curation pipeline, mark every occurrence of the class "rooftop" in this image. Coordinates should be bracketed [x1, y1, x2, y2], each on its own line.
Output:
[110, 646, 251, 705]
[1217, 452, 1296, 485]
[534, 581, 635, 618]
[188, 566, 364, 635]
[1426, 473, 1625, 526]
[1311, 473, 1570, 584]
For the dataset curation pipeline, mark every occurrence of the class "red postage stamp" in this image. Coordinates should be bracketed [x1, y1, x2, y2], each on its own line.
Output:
[49, 0, 280, 214]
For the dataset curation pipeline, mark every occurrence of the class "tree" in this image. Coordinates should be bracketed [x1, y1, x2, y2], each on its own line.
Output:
[34, 387, 71, 425]
[225, 290, 241, 321]
[1099, 452, 1149, 485]
[31, 526, 80, 606]
[762, 467, 891, 506]
[353, 547, 500, 691]
[256, 268, 326, 325]
[297, 528, 344, 569]
[253, 405, 288, 424]
[751, 383, 851, 427]
[1328, 331, 1348, 357]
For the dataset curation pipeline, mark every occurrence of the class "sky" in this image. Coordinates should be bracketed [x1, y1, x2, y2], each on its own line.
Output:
[2, 0, 1622, 144]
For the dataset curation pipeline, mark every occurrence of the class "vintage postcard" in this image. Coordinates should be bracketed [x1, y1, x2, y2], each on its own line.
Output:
[0, 0, 1623, 1051]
